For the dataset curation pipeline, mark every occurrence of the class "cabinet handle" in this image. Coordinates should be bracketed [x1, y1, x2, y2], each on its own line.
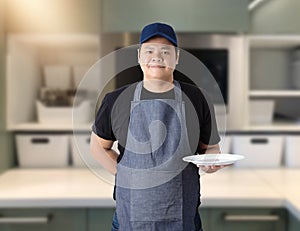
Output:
[250, 138, 268, 144]
[31, 138, 50, 144]
[223, 214, 279, 222]
[0, 216, 50, 224]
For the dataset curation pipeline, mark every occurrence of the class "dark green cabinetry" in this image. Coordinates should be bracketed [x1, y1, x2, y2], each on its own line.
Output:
[288, 212, 300, 231]
[0, 0, 14, 172]
[0, 207, 296, 230]
[102, 0, 249, 33]
[0, 208, 116, 231]
[200, 208, 287, 231]
[88, 208, 115, 231]
[0, 209, 87, 231]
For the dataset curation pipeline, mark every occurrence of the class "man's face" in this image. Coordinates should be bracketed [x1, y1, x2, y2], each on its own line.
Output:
[138, 37, 179, 82]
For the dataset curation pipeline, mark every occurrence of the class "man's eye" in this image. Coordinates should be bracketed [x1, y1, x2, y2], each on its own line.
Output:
[162, 51, 170, 55]
[145, 50, 153, 54]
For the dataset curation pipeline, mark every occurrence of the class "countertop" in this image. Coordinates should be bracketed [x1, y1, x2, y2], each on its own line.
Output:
[201, 167, 300, 220]
[0, 168, 115, 208]
[0, 167, 299, 220]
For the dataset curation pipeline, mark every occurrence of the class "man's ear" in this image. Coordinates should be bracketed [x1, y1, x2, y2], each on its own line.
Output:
[176, 49, 180, 65]
[137, 48, 141, 64]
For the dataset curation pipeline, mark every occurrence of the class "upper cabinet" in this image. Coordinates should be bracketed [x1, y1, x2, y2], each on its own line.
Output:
[101, 0, 249, 33]
[250, 0, 300, 34]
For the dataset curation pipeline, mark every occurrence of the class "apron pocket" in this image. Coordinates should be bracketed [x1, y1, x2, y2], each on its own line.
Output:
[130, 172, 182, 222]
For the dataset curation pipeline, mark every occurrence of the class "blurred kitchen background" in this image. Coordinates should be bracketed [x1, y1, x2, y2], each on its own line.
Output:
[1, 0, 300, 230]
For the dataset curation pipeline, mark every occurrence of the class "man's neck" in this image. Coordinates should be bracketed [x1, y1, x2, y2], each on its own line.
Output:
[143, 79, 174, 93]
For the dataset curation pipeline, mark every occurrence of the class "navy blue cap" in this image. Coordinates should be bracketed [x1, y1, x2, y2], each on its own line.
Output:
[140, 22, 178, 47]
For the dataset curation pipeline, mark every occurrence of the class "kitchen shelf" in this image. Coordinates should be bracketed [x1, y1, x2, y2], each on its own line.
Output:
[245, 122, 300, 132]
[246, 35, 300, 132]
[250, 90, 300, 98]
[6, 34, 100, 132]
[248, 35, 300, 48]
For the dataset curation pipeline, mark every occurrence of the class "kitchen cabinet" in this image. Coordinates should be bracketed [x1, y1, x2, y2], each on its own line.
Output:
[203, 208, 287, 231]
[102, 0, 249, 33]
[6, 34, 101, 132]
[199, 208, 210, 230]
[245, 35, 300, 132]
[0, 0, 14, 171]
[288, 212, 300, 231]
[88, 208, 115, 231]
[5, 34, 105, 168]
[0, 0, 5, 131]
[0, 208, 116, 231]
[0, 208, 86, 231]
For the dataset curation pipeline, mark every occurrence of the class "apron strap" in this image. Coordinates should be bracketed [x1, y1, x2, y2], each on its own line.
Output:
[133, 80, 182, 102]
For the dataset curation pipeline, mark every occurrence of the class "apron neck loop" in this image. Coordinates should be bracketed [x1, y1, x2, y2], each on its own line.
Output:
[133, 80, 182, 102]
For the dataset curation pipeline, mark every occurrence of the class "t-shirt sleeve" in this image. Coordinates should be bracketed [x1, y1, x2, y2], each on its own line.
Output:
[199, 90, 221, 145]
[92, 94, 116, 141]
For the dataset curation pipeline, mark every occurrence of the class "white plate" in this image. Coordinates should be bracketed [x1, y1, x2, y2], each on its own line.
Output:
[182, 154, 245, 166]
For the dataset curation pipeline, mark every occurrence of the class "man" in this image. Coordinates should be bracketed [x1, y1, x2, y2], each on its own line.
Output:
[90, 22, 225, 231]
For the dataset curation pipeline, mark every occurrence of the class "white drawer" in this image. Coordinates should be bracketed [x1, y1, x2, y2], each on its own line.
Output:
[284, 136, 300, 168]
[70, 134, 90, 167]
[220, 136, 231, 154]
[70, 134, 119, 168]
[16, 134, 69, 168]
[232, 135, 284, 168]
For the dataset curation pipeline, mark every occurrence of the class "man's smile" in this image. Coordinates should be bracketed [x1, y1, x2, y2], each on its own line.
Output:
[148, 64, 165, 68]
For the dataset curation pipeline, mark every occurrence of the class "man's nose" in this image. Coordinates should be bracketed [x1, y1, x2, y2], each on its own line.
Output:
[151, 53, 163, 62]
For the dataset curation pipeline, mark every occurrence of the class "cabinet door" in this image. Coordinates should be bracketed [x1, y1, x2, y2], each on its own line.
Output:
[209, 208, 287, 231]
[102, 0, 249, 33]
[288, 212, 300, 231]
[199, 208, 210, 230]
[0, 209, 86, 231]
[88, 208, 115, 231]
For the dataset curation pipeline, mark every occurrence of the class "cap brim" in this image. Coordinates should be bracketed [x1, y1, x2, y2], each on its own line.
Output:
[141, 32, 177, 47]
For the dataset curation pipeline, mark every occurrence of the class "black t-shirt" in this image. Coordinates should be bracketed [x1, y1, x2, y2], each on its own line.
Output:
[92, 81, 220, 161]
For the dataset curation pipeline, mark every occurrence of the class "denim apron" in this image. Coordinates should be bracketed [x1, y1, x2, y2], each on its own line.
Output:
[115, 81, 201, 231]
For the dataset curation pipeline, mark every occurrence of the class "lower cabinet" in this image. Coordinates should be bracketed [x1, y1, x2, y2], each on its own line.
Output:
[0, 207, 295, 231]
[288, 212, 300, 231]
[0, 208, 116, 231]
[200, 208, 287, 231]
[88, 208, 115, 231]
[0, 208, 87, 231]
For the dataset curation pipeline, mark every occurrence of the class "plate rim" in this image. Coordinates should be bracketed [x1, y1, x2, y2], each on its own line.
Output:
[182, 153, 245, 165]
